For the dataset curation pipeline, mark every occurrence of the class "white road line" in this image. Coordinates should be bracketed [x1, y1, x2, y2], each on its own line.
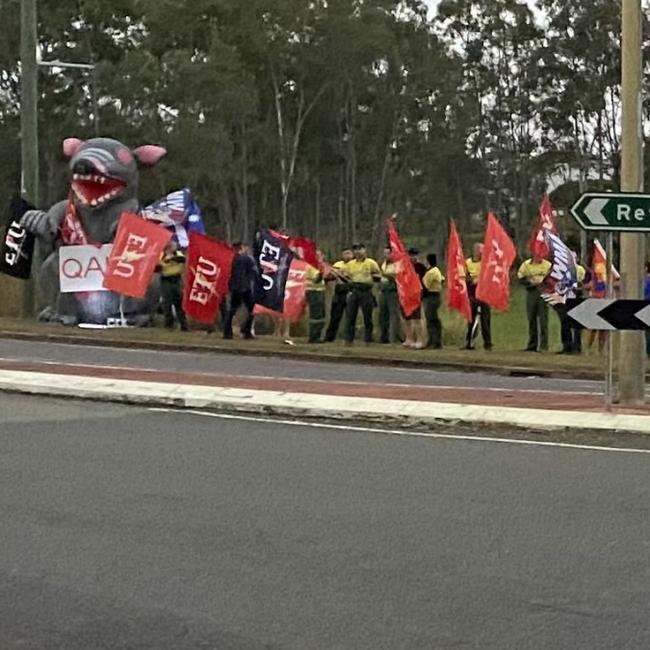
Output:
[0, 357, 601, 396]
[148, 407, 650, 455]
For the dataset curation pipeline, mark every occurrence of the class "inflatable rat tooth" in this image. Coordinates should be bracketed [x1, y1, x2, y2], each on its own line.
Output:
[20, 137, 167, 326]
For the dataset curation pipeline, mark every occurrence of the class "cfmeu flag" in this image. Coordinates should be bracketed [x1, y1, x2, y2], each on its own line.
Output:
[0, 197, 35, 279]
[446, 220, 471, 321]
[528, 194, 557, 259]
[182, 232, 234, 324]
[387, 219, 422, 318]
[141, 188, 205, 249]
[103, 212, 171, 298]
[253, 228, 294, 312]
[476, 212, 516, 310]
[541, 230, 577, 304]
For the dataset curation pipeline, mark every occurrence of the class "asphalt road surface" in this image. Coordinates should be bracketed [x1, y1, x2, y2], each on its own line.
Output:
[0, 337, 601, 394]
[2, 393, 650, 649]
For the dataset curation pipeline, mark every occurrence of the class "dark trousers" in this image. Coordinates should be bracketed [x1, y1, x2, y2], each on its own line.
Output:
[423, 293, 442, 348]
[161, 276, 187, 330]
[555, 303, 581, 353]
[307, 290, 326, 342]
[223, 290, 255, 338]
[379, 287, 400, 343]
[525, 289, 548, 351]
[466, 296, 492, 348]
[325, 285, 349, 341]
[346, 285, 374, 343]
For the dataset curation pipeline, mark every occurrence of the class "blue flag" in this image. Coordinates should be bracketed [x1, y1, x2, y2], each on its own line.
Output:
[141, 188, 205, 249]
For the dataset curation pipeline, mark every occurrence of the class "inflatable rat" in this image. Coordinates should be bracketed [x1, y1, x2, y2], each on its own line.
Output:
[21, 137, 166, 325]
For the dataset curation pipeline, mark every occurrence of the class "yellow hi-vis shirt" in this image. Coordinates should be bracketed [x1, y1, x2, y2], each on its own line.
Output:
[576, 264, 586, 283]
[423, 267, 445, 293]
[517, 258, 551, 286]
[465, 257, 481, 285]
[381, 261, 397, 285]
[159, 250, 185, 277]
[306, 264, 325, 291]
[345, 257, 381, 284]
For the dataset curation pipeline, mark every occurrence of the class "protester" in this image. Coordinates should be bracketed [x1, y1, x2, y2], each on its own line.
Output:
[306, 253, 326, 343]
[324, 248, 353, 342]
[517, 252, 551, 352]
[402, 247, 426, 349]
[465, 243, 492, 350]
[379, 246, 401, 343]
[223, 241, 258, 340]
[422, 253, 444, 348]
[585, 253, 607, 354]
[158, 241, 188, 331]
[344, 243, 381, 344]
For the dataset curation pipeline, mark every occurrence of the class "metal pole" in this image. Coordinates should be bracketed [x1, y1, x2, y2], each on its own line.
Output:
[605, 232, 615, 410]
[619, 0, 645, 404]
[20, 0, 39, 317]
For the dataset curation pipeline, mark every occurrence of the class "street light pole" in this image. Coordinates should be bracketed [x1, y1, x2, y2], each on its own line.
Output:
[20, 0, 39, 317]
[619, 0, 645, 404]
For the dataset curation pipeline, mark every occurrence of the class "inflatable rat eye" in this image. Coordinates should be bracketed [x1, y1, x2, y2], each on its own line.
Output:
[117, 147, 133, 165]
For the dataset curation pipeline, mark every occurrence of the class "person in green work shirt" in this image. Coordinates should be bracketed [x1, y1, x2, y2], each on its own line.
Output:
[305, 252, 326, 343]
[379, 246, 401, 343]
[344, 243, 381, 344]
[422, 253, 445, 348]
[517, 252, 552, 352]
[324, 248, 353, 342]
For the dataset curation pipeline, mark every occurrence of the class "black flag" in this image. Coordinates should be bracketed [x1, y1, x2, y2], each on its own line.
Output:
[0, 197, 36, 279]
[253, 228, 294, 312]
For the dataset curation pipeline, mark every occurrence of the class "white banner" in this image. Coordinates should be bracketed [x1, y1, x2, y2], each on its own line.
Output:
[59, 244, 113, 293]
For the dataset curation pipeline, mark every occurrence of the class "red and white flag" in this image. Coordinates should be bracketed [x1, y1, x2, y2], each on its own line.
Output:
[528, 194, 557, 258]
[446, 220, 472, 321]
[103, 212, 171, 298]
[387, 219, 422, 318]
[182, 232, 234, 324]
[476, 212, 517, 311]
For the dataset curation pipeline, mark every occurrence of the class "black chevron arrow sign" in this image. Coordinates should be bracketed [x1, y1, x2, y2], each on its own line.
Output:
[567, 299, 650, 330]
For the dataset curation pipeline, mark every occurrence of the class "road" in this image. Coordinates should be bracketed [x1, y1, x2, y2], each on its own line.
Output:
[2, 393, 650, 649]
[0, 337, 601, 394]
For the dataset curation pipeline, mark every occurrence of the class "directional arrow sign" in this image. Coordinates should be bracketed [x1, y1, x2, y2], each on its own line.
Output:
[570, 192, 650, 231]
[567, 299, 650, 330]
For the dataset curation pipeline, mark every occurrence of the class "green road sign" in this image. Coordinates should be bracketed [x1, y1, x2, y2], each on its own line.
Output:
[570, 192, 650, 232]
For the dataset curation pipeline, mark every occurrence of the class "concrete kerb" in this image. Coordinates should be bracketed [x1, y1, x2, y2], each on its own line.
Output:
[2, 369, 650, 436]
[0, 328, 604, 381]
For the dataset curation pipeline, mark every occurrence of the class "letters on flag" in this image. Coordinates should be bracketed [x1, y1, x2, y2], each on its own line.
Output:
[476, 212, 516, 311]
[253, 228, 294, 312]
[103, 212, 171, 298]
[254, 258, 308, 323]
[541, 230, 578, 304]
[386, 219, 422, 318]
[446, 220, 472, 321]
[182, 232, 234, 324]
[0, 197, 35, 279]
[528, 194, 557, 259]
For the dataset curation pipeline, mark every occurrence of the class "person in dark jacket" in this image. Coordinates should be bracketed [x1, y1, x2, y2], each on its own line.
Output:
[223, 242, 258, 339]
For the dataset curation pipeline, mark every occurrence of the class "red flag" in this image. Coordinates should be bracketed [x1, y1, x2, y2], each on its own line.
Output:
[476, 212, 517, 311]
[528, 194, 557, 258]
[182, 232, 235, 324]
[254, 258, 308, 323]
[103, 212, 171, 298]
[288, 236, 321, 270]
[446, 220, 472, 321]
[386, 219, 422, 318]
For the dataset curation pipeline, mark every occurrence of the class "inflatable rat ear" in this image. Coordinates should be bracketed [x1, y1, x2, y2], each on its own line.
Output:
[63, 138, 85, 158]
[132, 145, 167, 167]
